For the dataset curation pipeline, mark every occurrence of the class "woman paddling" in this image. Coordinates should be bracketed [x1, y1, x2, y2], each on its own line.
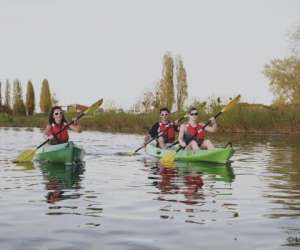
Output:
[44, 106, 81, 145]
[178, 107, 217, 151]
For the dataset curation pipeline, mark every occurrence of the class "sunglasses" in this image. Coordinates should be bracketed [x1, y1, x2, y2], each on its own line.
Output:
[54, 111, 63, 116]
[190, 112, 198, 116]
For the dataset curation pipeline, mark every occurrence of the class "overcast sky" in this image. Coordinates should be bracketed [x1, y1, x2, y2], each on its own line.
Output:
[0, 0, 299, 109]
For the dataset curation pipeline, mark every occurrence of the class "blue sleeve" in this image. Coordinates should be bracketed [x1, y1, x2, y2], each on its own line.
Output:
[149, 122, 159, 138]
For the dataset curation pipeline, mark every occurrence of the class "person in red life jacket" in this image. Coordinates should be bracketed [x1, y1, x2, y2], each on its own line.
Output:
[44, 106, 81, 145]
[178, 107, 217, 151]
[145, 107, 178, 149]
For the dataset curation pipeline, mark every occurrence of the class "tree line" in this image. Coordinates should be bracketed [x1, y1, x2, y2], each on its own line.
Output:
[0, 79, 57, 116]
[136, 25, 300, 114]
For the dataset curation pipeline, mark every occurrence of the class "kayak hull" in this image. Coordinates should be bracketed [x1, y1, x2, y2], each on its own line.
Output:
[33, 141, 84, 164]
[145, 143, 234, 164]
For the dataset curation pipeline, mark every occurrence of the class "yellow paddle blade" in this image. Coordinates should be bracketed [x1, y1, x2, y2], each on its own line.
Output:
[122, 151, 136, 156]
[84, 99, 103, 115]
[14, 148, 37, 163]
[221, 95, 241, 113]
[160, 151, 176, 165]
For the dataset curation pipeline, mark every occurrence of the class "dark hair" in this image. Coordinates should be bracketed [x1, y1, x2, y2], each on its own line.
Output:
[188, 107, 198, 114]
[159, 107, 170, 114]
[48, 106, 67, 125]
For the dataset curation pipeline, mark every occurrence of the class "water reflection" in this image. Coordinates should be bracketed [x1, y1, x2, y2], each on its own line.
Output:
[176, 162, 235, 183]
[263, 144, 300, 219]
[36, 162, 85, 204]
[145, 159, 237, 224]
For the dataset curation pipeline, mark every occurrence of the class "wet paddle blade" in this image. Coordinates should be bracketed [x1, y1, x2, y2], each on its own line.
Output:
[221, 95, 241, 113]
[14, 149, 36, 163]
[84, 99, 103, 115]
[160, 151, 176, 165]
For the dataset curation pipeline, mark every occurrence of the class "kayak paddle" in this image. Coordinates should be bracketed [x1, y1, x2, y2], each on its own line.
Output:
[14, 99, 103, 163]
[130, 132, 163, 156]
[160, 95, 241, 165]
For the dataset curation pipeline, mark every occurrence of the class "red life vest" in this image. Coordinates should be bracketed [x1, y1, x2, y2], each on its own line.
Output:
[186, 123, 205, 142]
[50, 123, 69, 143]
[159, 122, 176, 142]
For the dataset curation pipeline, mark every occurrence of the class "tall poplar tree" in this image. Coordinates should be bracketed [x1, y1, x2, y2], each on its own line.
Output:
[40, 79, 52, 113]
[4, 80, 11, 110]
[175, 56, 188, 112]
[159, 52, 175, 111]
[26, 80, 35, 116]
[12, 79, 26, 116]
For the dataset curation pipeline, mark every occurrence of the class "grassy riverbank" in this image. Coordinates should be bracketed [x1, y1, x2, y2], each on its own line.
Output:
[1, 104, 300, 134]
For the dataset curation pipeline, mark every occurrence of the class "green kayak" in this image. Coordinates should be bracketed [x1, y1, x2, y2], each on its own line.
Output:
[33, 141, 84, 164]
[145, 143, 234, 164]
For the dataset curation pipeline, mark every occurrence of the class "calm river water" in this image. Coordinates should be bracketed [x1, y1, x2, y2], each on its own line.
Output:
[0, 127, 300, 250]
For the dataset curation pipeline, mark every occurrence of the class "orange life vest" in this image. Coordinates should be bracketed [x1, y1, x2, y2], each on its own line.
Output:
[50, 123, 69, 143]
[159, 122, 176, 142]
[185, 123, 205, 143]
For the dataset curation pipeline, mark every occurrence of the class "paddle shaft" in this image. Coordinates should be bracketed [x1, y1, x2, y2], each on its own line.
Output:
[132, 132, 163, 154]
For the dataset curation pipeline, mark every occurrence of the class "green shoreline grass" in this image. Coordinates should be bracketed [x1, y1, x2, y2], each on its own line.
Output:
[1, 104, 300, 135]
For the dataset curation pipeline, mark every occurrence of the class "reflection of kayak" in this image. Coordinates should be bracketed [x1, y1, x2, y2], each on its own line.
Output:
[175, 161, 235, 183]
[145, 143, 234, 164]
[37, 162, 85, 189]
[33, 141, 84, 164]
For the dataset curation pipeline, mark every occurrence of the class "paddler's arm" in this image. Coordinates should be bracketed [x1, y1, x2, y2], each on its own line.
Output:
[148, 122, 159, 138]
[44, 125, 54, 140]
[144, 122, 159, 145]
[69, 118, 82, 133]
[173, 119, 180, 132]
[204, 117, 217, 133]
[178, 124, 186, 148]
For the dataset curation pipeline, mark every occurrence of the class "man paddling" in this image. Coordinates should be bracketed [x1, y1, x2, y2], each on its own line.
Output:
[145, 107, 179, 149]
[178, 107, 217, 151]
